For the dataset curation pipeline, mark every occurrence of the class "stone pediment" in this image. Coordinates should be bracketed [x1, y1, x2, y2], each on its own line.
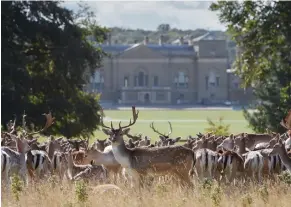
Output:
[118, 44, 165, 59]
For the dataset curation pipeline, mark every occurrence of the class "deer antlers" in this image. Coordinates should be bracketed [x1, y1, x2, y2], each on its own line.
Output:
[280, 110, 291, 130]
[100, 106, 139, 130]
[150, 121, 173, 137]
[26, 112, 55, 136]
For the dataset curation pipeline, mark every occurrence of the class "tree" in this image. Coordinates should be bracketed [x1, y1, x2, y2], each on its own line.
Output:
[210, 1, 291, 133]
[1, 1, 108, 138]
[157, 24, 170, 32]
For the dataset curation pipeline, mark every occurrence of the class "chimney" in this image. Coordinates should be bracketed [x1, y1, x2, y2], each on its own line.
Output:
[144, 36, 149, 45]
[179, 36, 184, 45]
[107, 33, 112, 45]
[159, 35, 164, 45]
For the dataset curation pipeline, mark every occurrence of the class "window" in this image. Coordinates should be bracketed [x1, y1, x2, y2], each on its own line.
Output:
[134, 76, 138, 87]
[153, 76, 159, 86]
[145, 74, 149, 86]
[135, 71, 149, 87]
[205, 76, 209, 90]
[174, 71, 188, 88]
[90, 71, 104, 92]
[156, 92, 165, 101]
[208, 71, 216, 88]
[138, 72, 144, 86]
[233, 77, 240, 89]
[124, 76, 129, 87]
[216, 77, 220, 87]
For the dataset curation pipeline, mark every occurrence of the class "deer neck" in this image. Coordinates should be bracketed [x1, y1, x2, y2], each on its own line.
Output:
[111, 137, 131, 167]
[276, 147, 291, 172]
[90, 150, 114, 165]
[237, 140, 247, 155]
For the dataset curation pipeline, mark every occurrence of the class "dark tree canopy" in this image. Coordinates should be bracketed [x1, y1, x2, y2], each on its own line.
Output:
[210, 1, 291, 133]
[1, 1, 107, 138]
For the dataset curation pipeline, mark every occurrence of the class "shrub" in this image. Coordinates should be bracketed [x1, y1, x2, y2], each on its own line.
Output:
[205, 116, 230, 136]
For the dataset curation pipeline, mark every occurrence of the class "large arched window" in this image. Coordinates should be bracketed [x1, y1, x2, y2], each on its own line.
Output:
[174, 71, 188, 88]
[138, 71, 144, 86]
[134, 70, 148, 87]
[90, 71, 104, 92]
[205, 71, 220, 90]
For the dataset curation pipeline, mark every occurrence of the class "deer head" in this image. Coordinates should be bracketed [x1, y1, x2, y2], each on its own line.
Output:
[269, 138, 285, 156]
[150, 121, 173, 141]
[216, 134, 235, 151]
[7, 112, 55, 153]
[21, 112, 55, 138]
[101, 106, 139, 145]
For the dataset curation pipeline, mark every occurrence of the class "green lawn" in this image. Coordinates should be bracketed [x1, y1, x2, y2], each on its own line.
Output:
[92, 110, 253, 141]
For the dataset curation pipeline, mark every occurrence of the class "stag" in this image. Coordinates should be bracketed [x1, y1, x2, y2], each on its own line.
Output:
[101, 106, 194, 188]
[150, 121, 181, 146]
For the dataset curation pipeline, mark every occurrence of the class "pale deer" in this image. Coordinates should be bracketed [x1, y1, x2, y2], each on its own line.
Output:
[65, 150, 107, 182]
[1, 149, 11, 192]
[83, 145, 122, 183]
[101, 106, 195, 188]
[190, 136, 220, 181]
[2, 112, 54, 185]
[269, 138, 291, 173]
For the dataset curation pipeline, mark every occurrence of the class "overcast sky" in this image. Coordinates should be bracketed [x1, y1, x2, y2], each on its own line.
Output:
[62, 1, 226, 31]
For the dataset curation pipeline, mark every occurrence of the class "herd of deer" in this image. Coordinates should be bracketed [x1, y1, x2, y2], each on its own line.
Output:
[1, 107, 291, 193]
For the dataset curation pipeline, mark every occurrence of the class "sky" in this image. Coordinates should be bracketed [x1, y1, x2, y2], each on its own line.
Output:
[62, 1, 226, 31]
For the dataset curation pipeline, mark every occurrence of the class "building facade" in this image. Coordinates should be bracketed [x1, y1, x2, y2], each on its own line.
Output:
[84, 34, 254, 105]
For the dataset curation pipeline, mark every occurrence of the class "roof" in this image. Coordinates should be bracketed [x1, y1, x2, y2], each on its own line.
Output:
[97, 43, 196, 57]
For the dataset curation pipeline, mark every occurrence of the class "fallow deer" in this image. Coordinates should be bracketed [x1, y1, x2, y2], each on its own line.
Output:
[150, 121, 181, 146]
[83, 145, 122, 183]
[101, 106, 195, 188]
[269, 138, 291, 173]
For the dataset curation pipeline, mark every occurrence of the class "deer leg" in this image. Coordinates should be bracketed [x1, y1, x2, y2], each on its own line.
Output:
[126, 169, 140, 188]
[5, 170, 11, 194]
[174, 170, 193, 188]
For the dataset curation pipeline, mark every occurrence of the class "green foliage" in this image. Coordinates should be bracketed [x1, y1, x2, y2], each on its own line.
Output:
[259, 184, 269, 204]
[157, 24, 171, 32]
[11, 174, 23, 201]
[211, 185, 222, 207]
[210, 1, 291, 133]
[1, 1, 107, 138]
[75, 180, 88, 203]
[241, 193, 253, 207]
[278, 171, 291, 185]
[205, 117, 230, 136]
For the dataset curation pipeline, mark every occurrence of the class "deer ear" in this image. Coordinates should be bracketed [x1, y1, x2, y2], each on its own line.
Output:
[229, 134, 234, 140]
[102, 129, 112, 135]
[175, 137, 181, 142]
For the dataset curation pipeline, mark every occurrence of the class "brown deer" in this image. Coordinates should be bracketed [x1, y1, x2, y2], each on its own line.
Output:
[101, 106, 195, 188]
[150, 121, 181, 146]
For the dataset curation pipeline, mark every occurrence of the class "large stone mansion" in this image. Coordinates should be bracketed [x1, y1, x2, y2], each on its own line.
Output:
[84, 33, 253, 105]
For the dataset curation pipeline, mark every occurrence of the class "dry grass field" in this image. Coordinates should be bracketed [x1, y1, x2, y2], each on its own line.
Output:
[1, 177, 291, 207]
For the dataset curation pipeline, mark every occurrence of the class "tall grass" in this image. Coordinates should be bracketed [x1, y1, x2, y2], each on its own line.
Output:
[2, 177, 291, 207]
